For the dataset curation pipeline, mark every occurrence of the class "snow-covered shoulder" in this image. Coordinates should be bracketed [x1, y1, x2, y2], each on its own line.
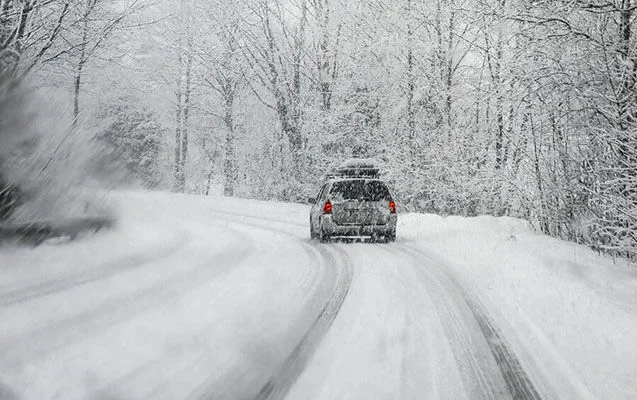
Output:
[400, 212, 637, 399]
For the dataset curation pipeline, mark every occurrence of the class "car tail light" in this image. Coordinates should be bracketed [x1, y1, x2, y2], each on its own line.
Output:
[389, 200, 396, 214]
[323, 200, 333, 214]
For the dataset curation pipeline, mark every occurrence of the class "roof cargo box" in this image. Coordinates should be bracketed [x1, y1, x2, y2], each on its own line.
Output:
[333, 158, 381, 178]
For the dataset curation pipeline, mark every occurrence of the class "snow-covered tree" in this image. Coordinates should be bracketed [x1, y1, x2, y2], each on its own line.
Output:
[97, 100, 165, 188]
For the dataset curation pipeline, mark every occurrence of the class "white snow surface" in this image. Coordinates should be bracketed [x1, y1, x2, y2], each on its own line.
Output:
[398, 213, 637, 399]
[0, 190, 635, 399]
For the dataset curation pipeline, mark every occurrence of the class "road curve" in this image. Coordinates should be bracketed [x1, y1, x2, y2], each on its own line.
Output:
[0, 202, 353, 400]
[286, 238, 546, 400]
[0, 193, 548, 400]
[199, 211, 355, 400]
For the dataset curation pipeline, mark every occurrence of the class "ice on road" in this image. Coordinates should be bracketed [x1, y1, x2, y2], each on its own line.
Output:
[0, 190, 635, 399]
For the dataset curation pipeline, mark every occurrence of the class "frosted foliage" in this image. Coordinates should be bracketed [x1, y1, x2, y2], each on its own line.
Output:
[1, 0, 636, 258]
[96, 100, 165, 188]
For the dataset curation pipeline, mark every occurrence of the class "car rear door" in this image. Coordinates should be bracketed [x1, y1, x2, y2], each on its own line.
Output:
[330, 180, 391, 226]
[359, 180, 392, 225]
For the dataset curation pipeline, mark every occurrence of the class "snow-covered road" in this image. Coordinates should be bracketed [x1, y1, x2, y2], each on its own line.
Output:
[1, 191, 635, 399]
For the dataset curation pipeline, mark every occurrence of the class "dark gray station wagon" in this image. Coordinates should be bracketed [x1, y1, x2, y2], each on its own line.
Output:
[309, 160, 397, 242]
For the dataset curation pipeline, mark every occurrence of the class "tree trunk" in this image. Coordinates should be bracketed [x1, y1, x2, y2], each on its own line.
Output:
[445, 6, 455, 137]
[530, 114, 548, 233]
[290, 0, 306, 174]
[406, 0, 415, 141]
[223, 89, 236, 197]
[73, 0, 93, 126]
[179, 50, 192, 191]
[616, 0, 636, 198]
[73, 60, 84, 125]
[173, 75, 184, 192]
[317, 0, 332, 111]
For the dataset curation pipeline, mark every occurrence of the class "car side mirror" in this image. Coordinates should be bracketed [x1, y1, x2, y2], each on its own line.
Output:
[308, 197, 315, 204]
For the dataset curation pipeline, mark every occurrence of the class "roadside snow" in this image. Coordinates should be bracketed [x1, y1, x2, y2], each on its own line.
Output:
[0, 191, 323, 400]
[1, 191, 635, 399]
[399, 212, 637, 400]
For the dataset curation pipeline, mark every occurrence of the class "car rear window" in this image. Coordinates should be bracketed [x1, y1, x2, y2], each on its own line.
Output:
[329, 180, 391, 201]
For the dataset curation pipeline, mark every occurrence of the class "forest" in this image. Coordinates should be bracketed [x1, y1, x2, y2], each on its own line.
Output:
[0, 0, 636, 259]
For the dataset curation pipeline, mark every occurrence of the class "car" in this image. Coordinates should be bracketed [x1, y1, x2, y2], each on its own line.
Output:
[309, 159, 397, 242]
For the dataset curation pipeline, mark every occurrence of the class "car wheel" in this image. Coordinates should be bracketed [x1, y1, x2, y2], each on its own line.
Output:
[319, 228, 330, 243]
[309, 217, 316, 239]
[387, 230, 396, 242]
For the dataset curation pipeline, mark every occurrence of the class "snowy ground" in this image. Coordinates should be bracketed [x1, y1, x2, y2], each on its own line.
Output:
[0, 190, 635, 399]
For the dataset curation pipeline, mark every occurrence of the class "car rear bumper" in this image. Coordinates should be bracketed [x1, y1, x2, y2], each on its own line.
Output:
[320, 215, 396, 237]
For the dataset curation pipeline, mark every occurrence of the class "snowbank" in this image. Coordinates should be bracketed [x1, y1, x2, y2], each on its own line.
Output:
[399, 212, 533, 240]
[399, 211, 637, 399]
[2, 191, 635, 399]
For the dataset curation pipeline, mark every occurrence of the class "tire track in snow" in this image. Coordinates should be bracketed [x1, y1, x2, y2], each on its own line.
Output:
[180, 212, 354, 400]
[380, 245, 506, 399]
[254, 245, 353, 400]
[394, 244, 543, 400]
[117, 223, 326, 400]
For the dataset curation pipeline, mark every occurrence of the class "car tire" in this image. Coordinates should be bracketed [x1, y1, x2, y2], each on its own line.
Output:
[310, 217, 318, 240]
[387, 230, 396, 242]
[318, 228, 330, 243]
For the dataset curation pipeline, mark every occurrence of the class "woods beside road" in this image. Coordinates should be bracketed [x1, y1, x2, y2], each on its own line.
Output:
[1, 1, 636, 258]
